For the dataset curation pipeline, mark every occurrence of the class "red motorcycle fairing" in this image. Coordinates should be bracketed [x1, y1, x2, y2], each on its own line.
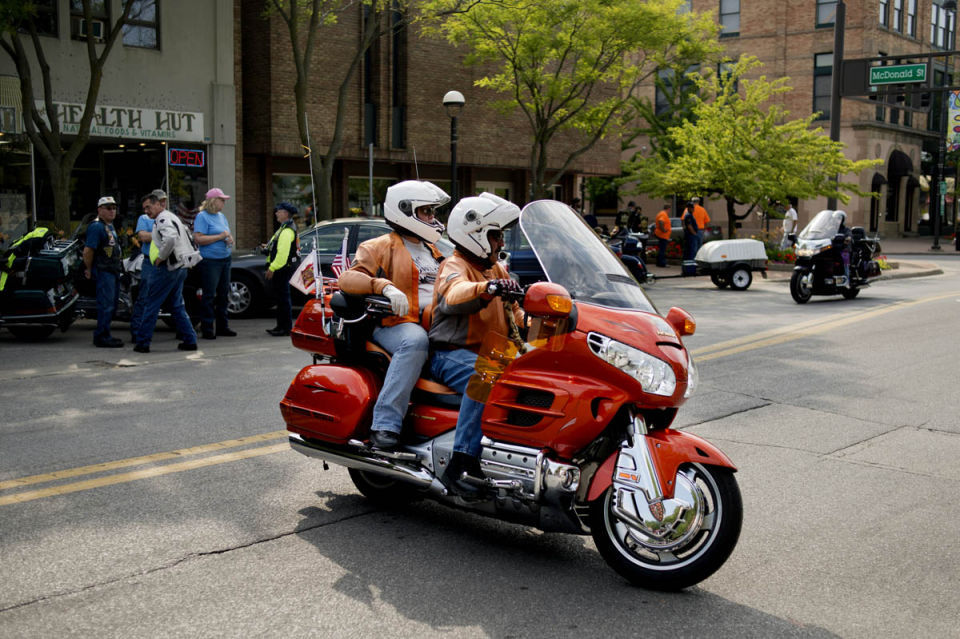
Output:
[291, 298, 337, 358]
[280, 365, 380, 444]
[586, 428, 737, 502]
[481, 304, 691, 459]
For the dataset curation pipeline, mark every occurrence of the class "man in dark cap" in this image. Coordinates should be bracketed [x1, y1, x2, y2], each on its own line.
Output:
[264, 202, 300, 336]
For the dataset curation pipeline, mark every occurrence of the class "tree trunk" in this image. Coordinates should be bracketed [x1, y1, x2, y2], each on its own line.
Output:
[726, 196, 738, 239]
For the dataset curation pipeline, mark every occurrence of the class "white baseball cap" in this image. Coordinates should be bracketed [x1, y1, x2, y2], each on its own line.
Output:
[97, 196, 117, 207]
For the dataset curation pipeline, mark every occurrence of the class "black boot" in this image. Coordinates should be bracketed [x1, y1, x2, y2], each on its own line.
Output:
[442, 452, 485, 499]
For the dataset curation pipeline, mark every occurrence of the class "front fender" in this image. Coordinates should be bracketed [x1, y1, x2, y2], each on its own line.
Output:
[586, 428, 736, 502]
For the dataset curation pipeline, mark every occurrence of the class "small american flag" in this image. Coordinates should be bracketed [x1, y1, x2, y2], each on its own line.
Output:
[330, 228, 350, 278]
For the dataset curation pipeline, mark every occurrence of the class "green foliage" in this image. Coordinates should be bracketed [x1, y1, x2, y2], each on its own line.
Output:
[626, 56, 881, 213]
[422, 0, 720, 199]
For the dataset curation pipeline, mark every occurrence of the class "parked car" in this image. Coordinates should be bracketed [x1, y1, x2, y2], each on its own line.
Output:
[647, 217, 723, 244]
[203, 217, 453, 317]
[501, 225, 546, 285]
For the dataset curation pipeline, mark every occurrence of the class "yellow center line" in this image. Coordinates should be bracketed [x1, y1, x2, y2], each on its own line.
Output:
[0, 444, 290, 506]
[692, 291, 959, 362]
[0, 431, 287, 491]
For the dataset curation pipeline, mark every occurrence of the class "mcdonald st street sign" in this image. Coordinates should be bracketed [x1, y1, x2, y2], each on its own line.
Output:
[869, 63, 928, 86]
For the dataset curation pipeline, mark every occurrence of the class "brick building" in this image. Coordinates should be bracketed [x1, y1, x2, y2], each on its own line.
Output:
[235, 1, 619, 247]
[627, 0, 959, 238]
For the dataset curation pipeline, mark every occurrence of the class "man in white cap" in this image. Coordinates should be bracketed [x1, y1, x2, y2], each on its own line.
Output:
[130, 189, 169, 341]
[82, 196, 123, 348]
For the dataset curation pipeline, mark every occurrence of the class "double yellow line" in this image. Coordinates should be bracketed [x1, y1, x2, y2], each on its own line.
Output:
[0, 431, 288, 506]
[2, 291, 956, 507]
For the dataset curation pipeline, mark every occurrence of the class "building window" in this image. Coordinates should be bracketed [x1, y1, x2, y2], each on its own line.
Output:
[931, 3, 956, 49]
[879, 0, 889, 27]
[892, 0, 903, 31]
[817, 0, 837, 27]
[718, 61, 738, 93]
[655, 69, 674, 116]
[677, 1, 692, 13]
[70, 0, 109, 41]
[906, 0, 917, 36]
[719, 0, 740, 37]
[122, 0, 158, 49]
[813, 53, 833, 120]
[20, 0, 58, 37]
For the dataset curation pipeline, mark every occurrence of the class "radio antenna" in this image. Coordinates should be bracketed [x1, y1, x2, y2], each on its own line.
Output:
[412, 147, 420, 180]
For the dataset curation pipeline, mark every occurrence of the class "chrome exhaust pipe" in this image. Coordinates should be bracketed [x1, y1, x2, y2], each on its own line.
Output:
[289, 433, 435, 488]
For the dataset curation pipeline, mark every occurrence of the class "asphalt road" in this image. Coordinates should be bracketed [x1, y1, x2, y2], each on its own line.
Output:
[1, 260, 958, 638]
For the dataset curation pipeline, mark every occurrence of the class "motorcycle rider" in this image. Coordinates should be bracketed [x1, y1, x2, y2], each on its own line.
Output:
[338, 180, 450, 451]
[428, 193, 524, 497]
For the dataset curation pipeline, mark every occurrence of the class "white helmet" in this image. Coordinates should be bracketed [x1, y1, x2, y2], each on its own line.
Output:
[447, 192, 521, 261]
[383, 180, 450, 243]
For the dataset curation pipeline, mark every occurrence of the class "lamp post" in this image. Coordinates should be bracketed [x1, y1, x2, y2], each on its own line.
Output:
[443, 90, 465, 204]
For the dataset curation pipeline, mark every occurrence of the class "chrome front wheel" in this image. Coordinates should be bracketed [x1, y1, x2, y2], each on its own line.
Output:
[590, 463, 742, 590]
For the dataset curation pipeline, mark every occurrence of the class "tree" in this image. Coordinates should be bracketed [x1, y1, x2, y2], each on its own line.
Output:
[266, 0, 468, 222]
[423, 0, 719, 200]
[627, 56, 881, 239]
[0, 0, 137, 232]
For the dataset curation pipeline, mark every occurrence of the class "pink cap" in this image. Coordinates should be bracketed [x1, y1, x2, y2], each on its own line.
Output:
[205, 187, 231, 200]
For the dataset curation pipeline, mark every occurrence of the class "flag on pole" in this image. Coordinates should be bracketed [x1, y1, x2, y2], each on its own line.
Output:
[331, 229, 350, 278]
[289, 249, 318, 295]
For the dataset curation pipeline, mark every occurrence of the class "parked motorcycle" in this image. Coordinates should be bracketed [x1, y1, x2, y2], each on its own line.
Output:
[0, 228, 80, 340]
[281, 200, 742, 590]
[790, 210, 882, 304]
[606, 229, 650, 284]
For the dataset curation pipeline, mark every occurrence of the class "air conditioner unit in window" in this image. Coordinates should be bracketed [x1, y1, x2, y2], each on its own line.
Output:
[78, 18, 105, 41]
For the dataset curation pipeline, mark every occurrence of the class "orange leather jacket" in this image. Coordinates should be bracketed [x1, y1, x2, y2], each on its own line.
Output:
[338, 231, 443, 327]
[428, 250, 524, 351]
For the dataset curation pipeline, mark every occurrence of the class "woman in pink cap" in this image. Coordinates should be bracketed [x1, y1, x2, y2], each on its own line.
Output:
[193, 187, 237, 339]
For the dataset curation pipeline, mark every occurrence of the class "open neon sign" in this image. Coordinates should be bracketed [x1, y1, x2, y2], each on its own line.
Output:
[168, 147, 205, 168]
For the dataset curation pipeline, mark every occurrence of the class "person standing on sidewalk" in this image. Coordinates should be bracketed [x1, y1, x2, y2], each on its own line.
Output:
[264, 202, 300, 336]
[780, 201, 798, 249]
[691, 197, 710, 250]
[681, 201, 699, 262]
[83, 196, 123, 348]
[133, 206, 201, 353]
[654, 203, 672, 268]
[129, 189, 167, 342]
[193, 187, 236, 340]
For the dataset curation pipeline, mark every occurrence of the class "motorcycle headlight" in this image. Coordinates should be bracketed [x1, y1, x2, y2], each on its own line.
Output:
[796, 247, 815, 257]
[684, 350, 698, 398]
[587, 333, 676, 396]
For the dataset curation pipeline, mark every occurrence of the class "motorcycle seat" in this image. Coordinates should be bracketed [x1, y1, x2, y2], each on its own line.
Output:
[364, 340, 462, 408]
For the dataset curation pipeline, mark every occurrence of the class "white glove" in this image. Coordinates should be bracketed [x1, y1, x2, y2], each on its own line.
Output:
[381, 284, 409, 316]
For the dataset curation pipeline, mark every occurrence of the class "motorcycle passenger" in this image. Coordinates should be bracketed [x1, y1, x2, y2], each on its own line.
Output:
[429, 193, 524, 497]
[338, 180, 450, 451]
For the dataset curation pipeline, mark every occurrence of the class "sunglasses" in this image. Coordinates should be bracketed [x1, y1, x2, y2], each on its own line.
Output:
[487, 230, 504, 241]
[102, 205, 118, 210]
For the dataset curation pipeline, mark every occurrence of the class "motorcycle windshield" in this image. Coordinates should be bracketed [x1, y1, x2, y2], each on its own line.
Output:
[519, 200, 657, 313]
[798, 210, 844, 241]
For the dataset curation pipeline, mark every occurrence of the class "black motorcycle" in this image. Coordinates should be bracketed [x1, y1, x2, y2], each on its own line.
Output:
[0, 228, 80, 340]
[790, 210, 882, 304]
[606, 230, 650, 284]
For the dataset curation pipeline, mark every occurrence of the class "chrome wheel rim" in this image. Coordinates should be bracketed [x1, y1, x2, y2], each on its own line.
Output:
[228, 281, 252, 315]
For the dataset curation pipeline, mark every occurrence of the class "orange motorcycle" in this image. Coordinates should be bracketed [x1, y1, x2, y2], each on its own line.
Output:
[281, 200, 742, 590]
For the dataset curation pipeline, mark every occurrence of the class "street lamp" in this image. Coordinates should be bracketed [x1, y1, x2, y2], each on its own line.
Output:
[443, 90, 465, 204]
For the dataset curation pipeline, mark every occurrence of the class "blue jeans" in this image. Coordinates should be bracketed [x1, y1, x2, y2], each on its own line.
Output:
[198, 256, 231, 333]
[93, 268, 119, 342]
[430, 348, 486, 457]
[135, 266, 197, 347]
[129, 258, 154, 339]
[370, 322, 430, 434]
[656, 237, 668, 267]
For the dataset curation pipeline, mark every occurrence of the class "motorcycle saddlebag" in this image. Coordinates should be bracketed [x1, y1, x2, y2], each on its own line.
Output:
[291, 298, 337, 358]
[280, 364, 380, 444]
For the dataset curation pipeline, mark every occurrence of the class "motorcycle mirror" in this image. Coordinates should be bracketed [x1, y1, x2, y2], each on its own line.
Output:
[666, 307, 696, 337]
[523, 281, 572, 318]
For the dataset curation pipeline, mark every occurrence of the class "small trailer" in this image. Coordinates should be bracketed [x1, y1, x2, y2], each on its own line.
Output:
[654, 238, 768, 290]
[694, 239, 768, 290]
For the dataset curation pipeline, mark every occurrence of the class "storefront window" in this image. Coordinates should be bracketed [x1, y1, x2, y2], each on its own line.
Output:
[0, 137, 33, 250]
[273, 174, 316, 224]
[347, 177, 395, 217]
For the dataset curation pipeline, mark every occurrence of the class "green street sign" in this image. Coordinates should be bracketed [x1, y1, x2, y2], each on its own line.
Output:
[939, 181, 948, 195]
[869, 63, 927, 85]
